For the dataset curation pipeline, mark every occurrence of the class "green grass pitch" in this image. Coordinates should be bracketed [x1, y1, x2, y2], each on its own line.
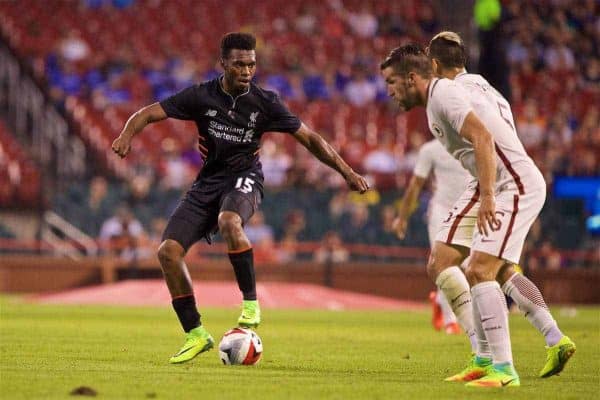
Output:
[1, 297, 598, 399]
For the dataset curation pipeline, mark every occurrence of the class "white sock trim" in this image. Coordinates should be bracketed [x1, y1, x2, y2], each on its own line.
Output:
[502, 272, 563, 346]
[472, 280, 502, 293]
[500, 271, 518, 293]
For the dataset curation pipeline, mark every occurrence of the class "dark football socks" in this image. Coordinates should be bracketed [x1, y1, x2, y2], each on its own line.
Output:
[171, 294, 200, 332]
[228, 247, 257, 301]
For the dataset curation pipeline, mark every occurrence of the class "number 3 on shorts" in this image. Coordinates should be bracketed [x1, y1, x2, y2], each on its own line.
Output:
[235, 177, 255, 194]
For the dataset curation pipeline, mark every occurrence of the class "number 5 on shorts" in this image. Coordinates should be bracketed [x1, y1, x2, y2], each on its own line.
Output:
[235, 177, 255, 194]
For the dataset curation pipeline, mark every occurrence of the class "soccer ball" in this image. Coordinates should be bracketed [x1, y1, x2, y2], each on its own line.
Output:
[218, 328, 263, 365]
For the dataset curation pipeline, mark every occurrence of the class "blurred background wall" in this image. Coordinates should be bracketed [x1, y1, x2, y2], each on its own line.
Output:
[0, 0, 598, 298]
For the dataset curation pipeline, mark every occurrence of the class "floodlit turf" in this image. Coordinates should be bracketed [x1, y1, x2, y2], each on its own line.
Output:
[1, 297, 598, 400]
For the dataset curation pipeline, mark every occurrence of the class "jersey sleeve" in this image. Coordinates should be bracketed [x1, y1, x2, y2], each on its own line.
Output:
[413, 142, 434, 179]
[263, 94, 302, 134]
[433, 80, 473, 134]
[159, 85, 201, 120]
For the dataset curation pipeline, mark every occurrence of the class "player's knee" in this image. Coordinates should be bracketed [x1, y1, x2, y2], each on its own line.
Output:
[218, 212, 242, 237]
[157, 240, 184, 268]
[465, 259, 492, 285]
[426, 248, 460, 281]
[426, 253, 453, 281]
[426, 255, 440, 281]
[496, 263, 515, 286]
[466, 251, 505, 284]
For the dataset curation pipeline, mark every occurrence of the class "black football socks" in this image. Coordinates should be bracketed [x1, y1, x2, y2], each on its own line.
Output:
[171, 294, 200, 332]
[228, 248, 257, 301]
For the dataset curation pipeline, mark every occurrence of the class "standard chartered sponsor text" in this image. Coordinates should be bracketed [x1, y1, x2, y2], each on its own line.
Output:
[208, 120, 245, 142]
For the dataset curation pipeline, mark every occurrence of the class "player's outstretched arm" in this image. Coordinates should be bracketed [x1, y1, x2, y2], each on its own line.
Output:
[292, 123, 369, 193]
[112, 103, 168, 158]
[394, 175, 426, 239]
[459, 112, 498, 236]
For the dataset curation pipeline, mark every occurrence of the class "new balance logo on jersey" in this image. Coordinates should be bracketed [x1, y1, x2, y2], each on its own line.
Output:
[205, 109, 217, 117]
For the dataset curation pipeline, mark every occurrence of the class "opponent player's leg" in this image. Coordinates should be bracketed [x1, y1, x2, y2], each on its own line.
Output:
[432, 184, 495, 381]
[427, 242, 476, 351]
[429, 241, 491, 382]
[427, 205, 459, 333]
[219, 180, 262, 328]
[429, 290, 443, 331]
[465, 251, 519, 387]
[437, 290, 460, 334]
[497, 264, 576, 377]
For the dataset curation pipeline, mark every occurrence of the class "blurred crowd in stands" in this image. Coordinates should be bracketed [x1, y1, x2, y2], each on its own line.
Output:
[0, 0, 598, 267]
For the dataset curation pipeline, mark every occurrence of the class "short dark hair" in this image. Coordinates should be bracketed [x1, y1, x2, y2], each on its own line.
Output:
[220, 32, 256, 58]
[428, 31, 466, 68]
[380, 44, 432, 78]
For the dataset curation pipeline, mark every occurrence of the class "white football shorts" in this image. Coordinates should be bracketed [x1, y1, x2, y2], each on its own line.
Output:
[435, 179, 546, 264]
[427, 202, 450, 248]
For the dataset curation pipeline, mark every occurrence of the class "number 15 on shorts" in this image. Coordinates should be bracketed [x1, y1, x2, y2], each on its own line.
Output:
[235, 177, 255, 194]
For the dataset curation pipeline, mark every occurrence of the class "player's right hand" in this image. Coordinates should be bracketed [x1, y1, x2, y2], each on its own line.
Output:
[111, 135, 131, 158]
[345, 171, 370, 194]
[478, 194, 499, 236]
[392, 216, 408, 240]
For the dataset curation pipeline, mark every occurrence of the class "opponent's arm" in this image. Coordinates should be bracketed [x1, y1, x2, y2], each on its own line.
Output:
[393, 175, 426, 239]
[292, 123, 369, 193]
[112, 103, 168, 158]
[459, 111, 498, 236]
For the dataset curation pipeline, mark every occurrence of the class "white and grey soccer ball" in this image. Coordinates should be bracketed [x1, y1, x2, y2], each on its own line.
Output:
[218, 328, 263, 365]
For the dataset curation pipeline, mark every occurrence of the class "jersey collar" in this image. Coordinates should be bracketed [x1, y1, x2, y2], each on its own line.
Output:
[218, 75, 251, 101]
[427, 78, 440, 100]
[455, 69, 468, 79]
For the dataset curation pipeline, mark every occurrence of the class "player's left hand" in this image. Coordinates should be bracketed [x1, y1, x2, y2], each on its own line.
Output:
[345, 171, 369, 193]
[112, 134, 131, 158]
[392, 216, 408, 239]
[478, 194, 499, 236]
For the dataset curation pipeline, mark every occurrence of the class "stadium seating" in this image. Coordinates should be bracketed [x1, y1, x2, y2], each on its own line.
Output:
[0, 0, 435, 177]
[0, 119, 41, 208]
[2, 0, 596, 185]
[0, 0, 597, 265]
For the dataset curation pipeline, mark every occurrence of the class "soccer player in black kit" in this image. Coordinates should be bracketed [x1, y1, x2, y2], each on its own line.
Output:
[112, 32, 369, 364]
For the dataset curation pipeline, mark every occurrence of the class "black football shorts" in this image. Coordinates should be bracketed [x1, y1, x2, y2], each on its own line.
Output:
[162, 169, 263, 251]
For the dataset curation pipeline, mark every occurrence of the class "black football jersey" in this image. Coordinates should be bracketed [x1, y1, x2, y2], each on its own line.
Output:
[159, 77, 301, 175]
